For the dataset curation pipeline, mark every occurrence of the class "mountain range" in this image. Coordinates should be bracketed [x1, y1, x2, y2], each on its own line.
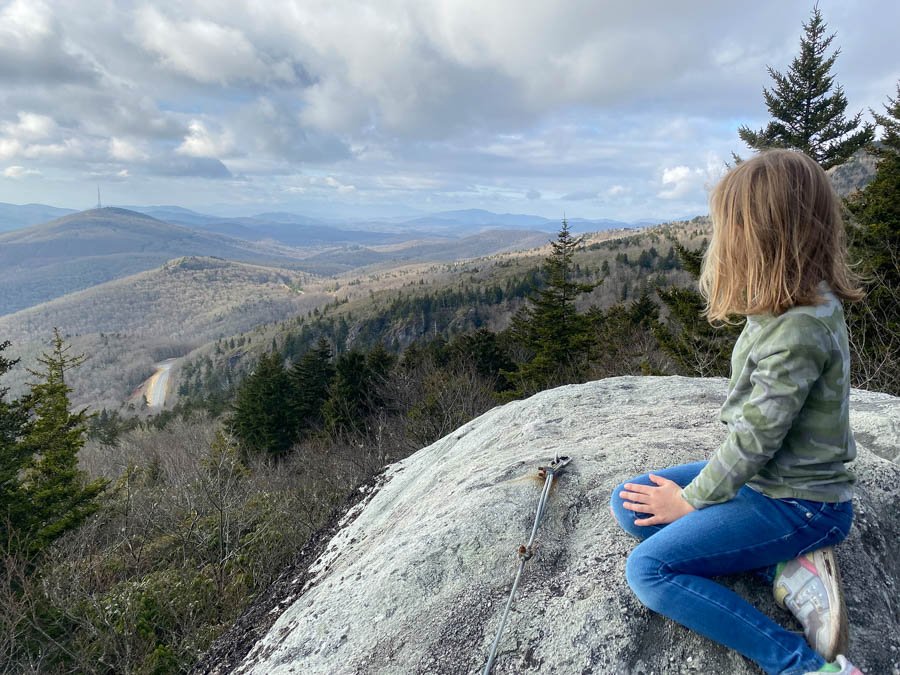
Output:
[0, 208, 314, 316]
[0, 205, 647, 317]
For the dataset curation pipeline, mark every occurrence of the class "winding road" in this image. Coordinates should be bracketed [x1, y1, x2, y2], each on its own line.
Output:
[144, 358, 177, 408]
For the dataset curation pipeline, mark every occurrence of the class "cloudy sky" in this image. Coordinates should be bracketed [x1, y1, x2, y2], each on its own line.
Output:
[0, 1, 897, 221]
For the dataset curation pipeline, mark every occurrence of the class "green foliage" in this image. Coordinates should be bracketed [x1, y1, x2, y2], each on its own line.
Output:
[588, 291, 666, 377]
[0, 339, 29, 548]
[323, 346, 395, 434]
[844, 82, 900, 394]
[11, 328, 107, 556]
[737, 6, 874, 168]
[288, 337, 335, 437]
[504, 219, 599, 397]
[652, 244, 743, 377]
[74, 567, 218, 673]
[226, 351, 294, 456]
[449, 328, 515, 392]
[872, 82, 900, 151]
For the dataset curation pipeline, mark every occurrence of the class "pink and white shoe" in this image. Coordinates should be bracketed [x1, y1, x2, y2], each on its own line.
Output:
[773, 546, 849, 661]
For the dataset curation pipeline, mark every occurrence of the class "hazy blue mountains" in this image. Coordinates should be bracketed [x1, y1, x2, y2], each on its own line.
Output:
[0, 207, 313, 316]
[0, 202, 77, 233]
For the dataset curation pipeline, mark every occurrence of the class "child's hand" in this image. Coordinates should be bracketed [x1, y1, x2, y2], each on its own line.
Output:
[620, 474, 696, 526]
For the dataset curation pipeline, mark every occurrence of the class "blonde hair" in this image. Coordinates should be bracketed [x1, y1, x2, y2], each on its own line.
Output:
[699, 149, 863, 324]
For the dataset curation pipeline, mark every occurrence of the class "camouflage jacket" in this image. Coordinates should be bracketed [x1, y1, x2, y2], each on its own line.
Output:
[681, 282, 857, 509]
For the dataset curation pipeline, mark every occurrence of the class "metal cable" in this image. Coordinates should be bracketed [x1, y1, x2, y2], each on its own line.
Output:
[483, 458, 568, 675]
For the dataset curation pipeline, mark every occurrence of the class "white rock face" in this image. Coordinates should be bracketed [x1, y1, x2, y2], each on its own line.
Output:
[226, 376, 900, 675]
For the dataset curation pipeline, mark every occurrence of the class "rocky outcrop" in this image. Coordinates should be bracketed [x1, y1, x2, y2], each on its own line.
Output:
[198, 376, 900, 675]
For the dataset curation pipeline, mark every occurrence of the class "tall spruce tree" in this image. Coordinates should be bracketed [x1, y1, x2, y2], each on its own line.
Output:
[737, 6, 873, 168]
[323, 350, 373, 435]
[0, 340, 29, 550]
[505, 218, 597, 396]
[287, 338, 335, 438]
[844, 81, 900, 394]
[14, 328, 106, 556]
[652, 243, 743, 377]
[227, 350, 294, 456]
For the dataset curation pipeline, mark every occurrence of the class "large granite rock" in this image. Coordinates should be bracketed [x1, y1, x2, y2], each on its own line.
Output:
[201, 376, 900, 675]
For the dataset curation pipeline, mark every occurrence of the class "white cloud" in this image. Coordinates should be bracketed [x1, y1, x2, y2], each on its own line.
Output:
[3, 165, 40, 178]
[233, 97, 350, 163]
[0, 0, 53, 42]
[324, 175, 356, 193]
[176, 120, 235, 158]
[659, 166, 698, 199]
[135, 7, 283, 86]
[2, 112, 57, 141]
[0, 1, 896, 218]
[658, 153, 726, 200]
[21, 138, 85, 160]
[109, 137, 147, 162]
[0, 138, 22, 161]
[0, 0, 99, 84]
[372, 174, 444, 190]
[562, 189, 599, 201]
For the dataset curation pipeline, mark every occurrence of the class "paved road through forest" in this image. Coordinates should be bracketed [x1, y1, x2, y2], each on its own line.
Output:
[145, 358, 176, 408]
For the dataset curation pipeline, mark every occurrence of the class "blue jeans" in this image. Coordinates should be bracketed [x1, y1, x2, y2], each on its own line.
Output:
[609, 461, 853, 675]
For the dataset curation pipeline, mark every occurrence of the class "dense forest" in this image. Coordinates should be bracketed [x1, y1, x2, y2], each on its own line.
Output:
[2, 8, 898, 673]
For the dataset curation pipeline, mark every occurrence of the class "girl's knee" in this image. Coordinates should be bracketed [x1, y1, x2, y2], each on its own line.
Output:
[609, 481, 630, 528]
[625, 548, 666, 609]
[610, 480, 645, 539]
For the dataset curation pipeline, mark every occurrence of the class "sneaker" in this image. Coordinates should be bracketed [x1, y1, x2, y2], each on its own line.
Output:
[803, 654, 863, 674]
[773, 546, 849, 661]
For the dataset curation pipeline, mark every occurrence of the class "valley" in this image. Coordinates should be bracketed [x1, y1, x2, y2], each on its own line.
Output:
[0, 205, 708, 414]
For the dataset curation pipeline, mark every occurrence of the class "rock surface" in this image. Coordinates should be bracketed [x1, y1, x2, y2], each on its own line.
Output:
[201, 376, 900, 675]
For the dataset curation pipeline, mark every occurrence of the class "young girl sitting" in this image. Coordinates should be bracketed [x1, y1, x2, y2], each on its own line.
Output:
[609, 149, 864, 675]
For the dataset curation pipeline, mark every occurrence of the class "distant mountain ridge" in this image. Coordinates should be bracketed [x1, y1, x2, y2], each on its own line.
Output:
[0, 202, 77, 233]
[0, 255, 323, 345]
[0, 206, 604, 318]
[0, 201, 657, 240]
[138, 211, 410, 247]
[115, 205, 647, 236]
[0, 207, 312, 316]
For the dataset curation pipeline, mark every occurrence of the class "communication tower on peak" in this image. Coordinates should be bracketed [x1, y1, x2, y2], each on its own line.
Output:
[97, 185, 102, 209]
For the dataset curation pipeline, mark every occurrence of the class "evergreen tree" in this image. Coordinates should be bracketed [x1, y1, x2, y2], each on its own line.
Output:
[287, 338, 335, 437]
[505, 218, 598, 396]
[872, 82, 900, 150]
[0, 340, 29, 550]
[323, 350, 373, 434]
[365, 343, 396, 412]
[844, 81, 900, 394]
[737, 6, 874, 168]
[449, 328, 515, 391]
[227, 351, 293, 456]
[588, 291, 665, 377]
[652, 243, 743, 377]
[14, 328, 106, 555]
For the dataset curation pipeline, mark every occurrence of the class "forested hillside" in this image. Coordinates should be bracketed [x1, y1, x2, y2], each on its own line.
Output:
[0, 257, 325, 409]
[166, 219, 708, 415]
